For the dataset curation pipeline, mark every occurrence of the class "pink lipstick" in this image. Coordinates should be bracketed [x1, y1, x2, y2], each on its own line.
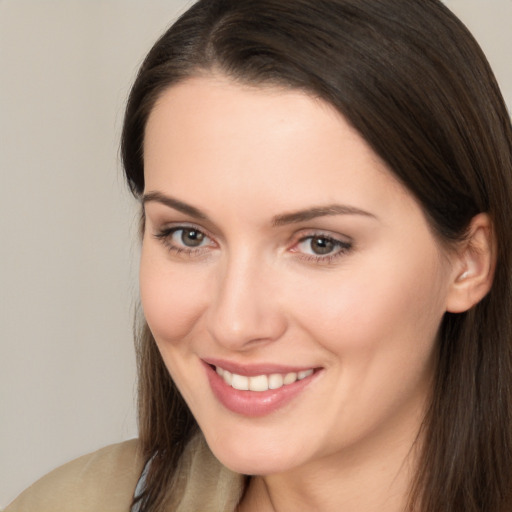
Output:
[203, 360, 320, 417]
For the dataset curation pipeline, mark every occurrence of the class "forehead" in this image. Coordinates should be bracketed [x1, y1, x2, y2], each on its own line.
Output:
[143, 75, 413, 220]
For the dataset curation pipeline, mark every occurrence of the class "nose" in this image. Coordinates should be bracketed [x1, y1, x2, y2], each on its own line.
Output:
[205, 252, 288, 351]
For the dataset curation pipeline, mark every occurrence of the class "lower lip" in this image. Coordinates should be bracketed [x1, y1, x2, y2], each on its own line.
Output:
[204, 363, 319, 417]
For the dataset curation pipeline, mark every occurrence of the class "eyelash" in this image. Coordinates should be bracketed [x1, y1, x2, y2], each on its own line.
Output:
[153, 226, 353, 264]
[153, 226, 215, 257]
[292, 234, 353, 264]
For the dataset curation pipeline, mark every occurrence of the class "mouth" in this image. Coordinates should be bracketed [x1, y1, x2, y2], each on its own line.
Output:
[203, 360, 321, 417]
[213, 365, 314, 392]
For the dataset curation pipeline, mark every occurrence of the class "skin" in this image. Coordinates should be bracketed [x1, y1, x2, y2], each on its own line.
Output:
[140, 75, 473, 511]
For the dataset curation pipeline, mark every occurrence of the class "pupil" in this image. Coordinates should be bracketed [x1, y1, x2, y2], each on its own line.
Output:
[312, 237, 333, 255]
[182, 229, 204, 247]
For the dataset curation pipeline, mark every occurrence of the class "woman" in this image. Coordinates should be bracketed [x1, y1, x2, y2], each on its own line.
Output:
[7, 0, 512, 511]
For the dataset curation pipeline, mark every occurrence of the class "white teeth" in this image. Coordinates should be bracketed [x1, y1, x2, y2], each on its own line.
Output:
[249, 375, 268, 392]
[283, 372, 298, 385]
[231, 374, 249, 390]
[298, 369, 314, 380]
[223, 370, 233, 386]
[216, 366, 314, 392]
[268, 373, 284, 390]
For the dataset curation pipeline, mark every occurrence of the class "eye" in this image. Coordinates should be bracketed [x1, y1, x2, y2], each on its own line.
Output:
[171, 228, 208, 248]
[153, 225, 215, 256]
[293, 233, 352, 262]
[300, 236, 337, 255]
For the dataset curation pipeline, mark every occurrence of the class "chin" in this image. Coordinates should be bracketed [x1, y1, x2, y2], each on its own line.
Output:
[203, 427, 308, 476]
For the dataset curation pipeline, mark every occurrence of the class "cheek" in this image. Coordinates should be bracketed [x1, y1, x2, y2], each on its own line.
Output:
[291, 247, 447, 360]
[139, 245, 208, 344]
[287, 254, 446, 442]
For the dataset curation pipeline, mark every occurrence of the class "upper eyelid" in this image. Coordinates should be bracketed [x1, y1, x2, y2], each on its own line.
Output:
[156, 225, 210, 237]
[293, 228, 352, 243]
[293, 234, 352, 251]
[156, 225, 216, 246]
[145, 201, 359, 232]
[154, 222, 214, 239]
[152, 222, 352, 247]
[148, 213, 224, 239]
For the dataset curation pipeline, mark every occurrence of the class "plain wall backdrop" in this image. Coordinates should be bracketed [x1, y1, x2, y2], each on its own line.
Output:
[0, 0, 511, 507]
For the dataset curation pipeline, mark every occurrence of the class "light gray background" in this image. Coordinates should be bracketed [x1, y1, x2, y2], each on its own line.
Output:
[1, 0, 511, 507]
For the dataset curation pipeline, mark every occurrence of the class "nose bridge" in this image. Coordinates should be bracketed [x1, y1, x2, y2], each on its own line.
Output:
[206, 246, 286, 349]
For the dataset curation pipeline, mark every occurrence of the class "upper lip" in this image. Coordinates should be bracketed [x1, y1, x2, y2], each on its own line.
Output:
[203, 358, 319, 377]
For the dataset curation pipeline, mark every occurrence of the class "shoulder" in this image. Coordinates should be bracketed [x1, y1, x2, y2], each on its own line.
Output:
[5, 439, 144, 512]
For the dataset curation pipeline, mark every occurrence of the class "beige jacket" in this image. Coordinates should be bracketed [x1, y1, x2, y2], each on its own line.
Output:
[5, 435, 244, 512]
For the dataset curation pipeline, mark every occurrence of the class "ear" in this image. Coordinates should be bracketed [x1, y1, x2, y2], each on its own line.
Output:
[445, 213, 496, 313]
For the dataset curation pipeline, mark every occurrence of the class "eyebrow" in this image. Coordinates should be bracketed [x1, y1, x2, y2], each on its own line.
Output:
[272, 205, 376, 226]
[143, 191, 209, 220]
[142, 191, 376, 226]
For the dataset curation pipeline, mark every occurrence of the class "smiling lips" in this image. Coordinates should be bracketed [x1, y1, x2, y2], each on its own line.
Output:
[205, 361, 319, 416]
[215, 365, 314, 392]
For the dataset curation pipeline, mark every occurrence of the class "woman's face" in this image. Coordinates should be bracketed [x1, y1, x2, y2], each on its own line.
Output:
[140, 76, 455, 476]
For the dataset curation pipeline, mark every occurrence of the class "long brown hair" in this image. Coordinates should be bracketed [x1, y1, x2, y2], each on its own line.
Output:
[122, 1, 512, 510]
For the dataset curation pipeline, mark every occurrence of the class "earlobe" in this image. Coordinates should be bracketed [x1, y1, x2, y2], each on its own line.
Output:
[445, 213, 496, 314]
